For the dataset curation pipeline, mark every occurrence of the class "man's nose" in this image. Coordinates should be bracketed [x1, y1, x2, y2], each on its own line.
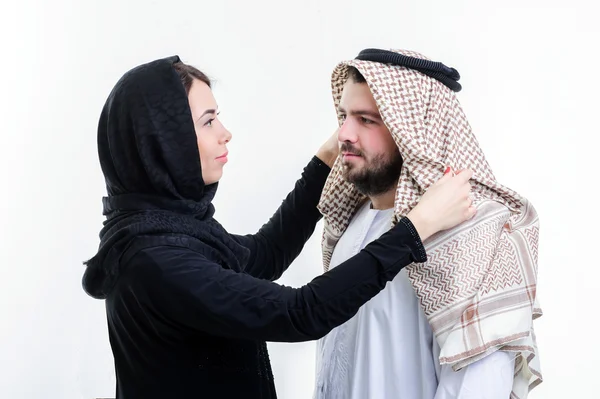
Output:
[338, 119, 357, 143]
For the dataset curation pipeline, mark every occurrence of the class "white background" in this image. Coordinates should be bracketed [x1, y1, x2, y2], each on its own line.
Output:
[0, 0, 598, 398]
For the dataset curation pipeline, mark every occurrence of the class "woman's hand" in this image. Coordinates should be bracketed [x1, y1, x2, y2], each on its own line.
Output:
[407, 168, 476, 241]
[316, 128, 340, 168]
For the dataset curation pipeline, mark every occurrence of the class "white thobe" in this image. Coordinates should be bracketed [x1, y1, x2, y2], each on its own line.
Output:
[314, 202, 515, 399]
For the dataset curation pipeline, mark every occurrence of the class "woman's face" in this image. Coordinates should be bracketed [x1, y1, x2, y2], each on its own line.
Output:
[187, 79, 232, 185]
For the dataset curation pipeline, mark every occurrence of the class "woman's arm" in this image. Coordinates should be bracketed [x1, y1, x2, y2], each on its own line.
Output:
[231, 156, 331, 280]
[124, 217, 426, 343]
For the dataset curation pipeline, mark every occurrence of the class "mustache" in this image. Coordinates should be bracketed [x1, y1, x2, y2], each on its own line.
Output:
[340, 143, 363, 157]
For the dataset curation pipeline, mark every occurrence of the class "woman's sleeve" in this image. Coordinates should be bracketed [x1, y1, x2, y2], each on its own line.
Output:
[231, 156, 330, 280]
[127, 217, 427, 342]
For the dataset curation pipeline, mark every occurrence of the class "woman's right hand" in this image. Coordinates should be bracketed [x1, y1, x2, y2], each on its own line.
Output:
[406, 167, 476, 242]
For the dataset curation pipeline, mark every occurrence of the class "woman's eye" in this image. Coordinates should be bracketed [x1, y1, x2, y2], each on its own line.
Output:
[204, 119, 214, 127]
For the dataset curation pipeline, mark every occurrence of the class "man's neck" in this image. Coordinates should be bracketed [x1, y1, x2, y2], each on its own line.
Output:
[369, 187, 396, 210]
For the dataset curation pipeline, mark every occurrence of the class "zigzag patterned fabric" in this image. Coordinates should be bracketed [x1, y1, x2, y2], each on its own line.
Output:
[317, 49, 542, 398]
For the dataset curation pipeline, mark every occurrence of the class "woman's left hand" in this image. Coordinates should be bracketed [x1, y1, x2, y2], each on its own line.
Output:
[316, 128, 340, 168]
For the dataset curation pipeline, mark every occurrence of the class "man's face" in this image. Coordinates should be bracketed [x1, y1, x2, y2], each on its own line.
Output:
[337, 79, 403, 196]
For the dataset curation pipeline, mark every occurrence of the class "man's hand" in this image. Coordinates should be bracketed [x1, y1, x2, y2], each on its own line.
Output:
[316, 128, 340, 168]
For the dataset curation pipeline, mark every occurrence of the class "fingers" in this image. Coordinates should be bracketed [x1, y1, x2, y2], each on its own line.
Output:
[455, 168, 473, 182]
[437, 166, 472, 181]
[433, 166, 474, 190]
[466, 206, 477, 220]
[433, 166, 454, 185]
[467, 196, 473, 206]
[433, 174, 452, 187]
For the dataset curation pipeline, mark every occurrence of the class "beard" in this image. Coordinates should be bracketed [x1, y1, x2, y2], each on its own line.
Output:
[341, 144, 403, 196]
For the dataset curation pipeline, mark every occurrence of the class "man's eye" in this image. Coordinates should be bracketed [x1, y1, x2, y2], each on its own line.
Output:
[361, 117, 374, 124]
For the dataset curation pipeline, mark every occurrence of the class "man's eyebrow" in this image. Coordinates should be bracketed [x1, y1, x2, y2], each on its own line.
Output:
[337, 106, 382, 120]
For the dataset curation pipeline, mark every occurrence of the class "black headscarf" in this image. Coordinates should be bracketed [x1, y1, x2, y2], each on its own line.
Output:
[82, 55, 250, 299]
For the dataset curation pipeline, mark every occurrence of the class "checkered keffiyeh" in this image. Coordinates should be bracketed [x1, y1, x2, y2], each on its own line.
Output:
[317, 49, 542, 398]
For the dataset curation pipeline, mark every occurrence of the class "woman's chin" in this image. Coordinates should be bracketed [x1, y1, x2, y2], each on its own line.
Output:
[202, 171, 223, 186]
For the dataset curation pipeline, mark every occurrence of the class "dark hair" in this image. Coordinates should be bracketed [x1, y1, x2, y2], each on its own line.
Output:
[347, 66, 366, 83]
[172, 62, 211, 94]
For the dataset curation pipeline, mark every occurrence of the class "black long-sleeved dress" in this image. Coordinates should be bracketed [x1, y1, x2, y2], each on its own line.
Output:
[105, 158, 426, 398]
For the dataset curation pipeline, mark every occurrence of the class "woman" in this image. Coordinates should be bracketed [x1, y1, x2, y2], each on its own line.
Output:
[82, 55, 475, 399]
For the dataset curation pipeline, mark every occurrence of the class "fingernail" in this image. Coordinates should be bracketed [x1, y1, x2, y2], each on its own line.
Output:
[444, 166, 451, 175]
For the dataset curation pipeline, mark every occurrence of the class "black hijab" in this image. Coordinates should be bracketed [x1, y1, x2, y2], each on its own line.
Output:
[82, 55, 250, 299]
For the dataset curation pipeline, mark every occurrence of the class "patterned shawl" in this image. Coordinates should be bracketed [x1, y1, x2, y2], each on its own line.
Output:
[317, 49, 542, 398]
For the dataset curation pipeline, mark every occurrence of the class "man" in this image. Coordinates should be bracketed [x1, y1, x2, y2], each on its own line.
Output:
[314, 49, 542, 398]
